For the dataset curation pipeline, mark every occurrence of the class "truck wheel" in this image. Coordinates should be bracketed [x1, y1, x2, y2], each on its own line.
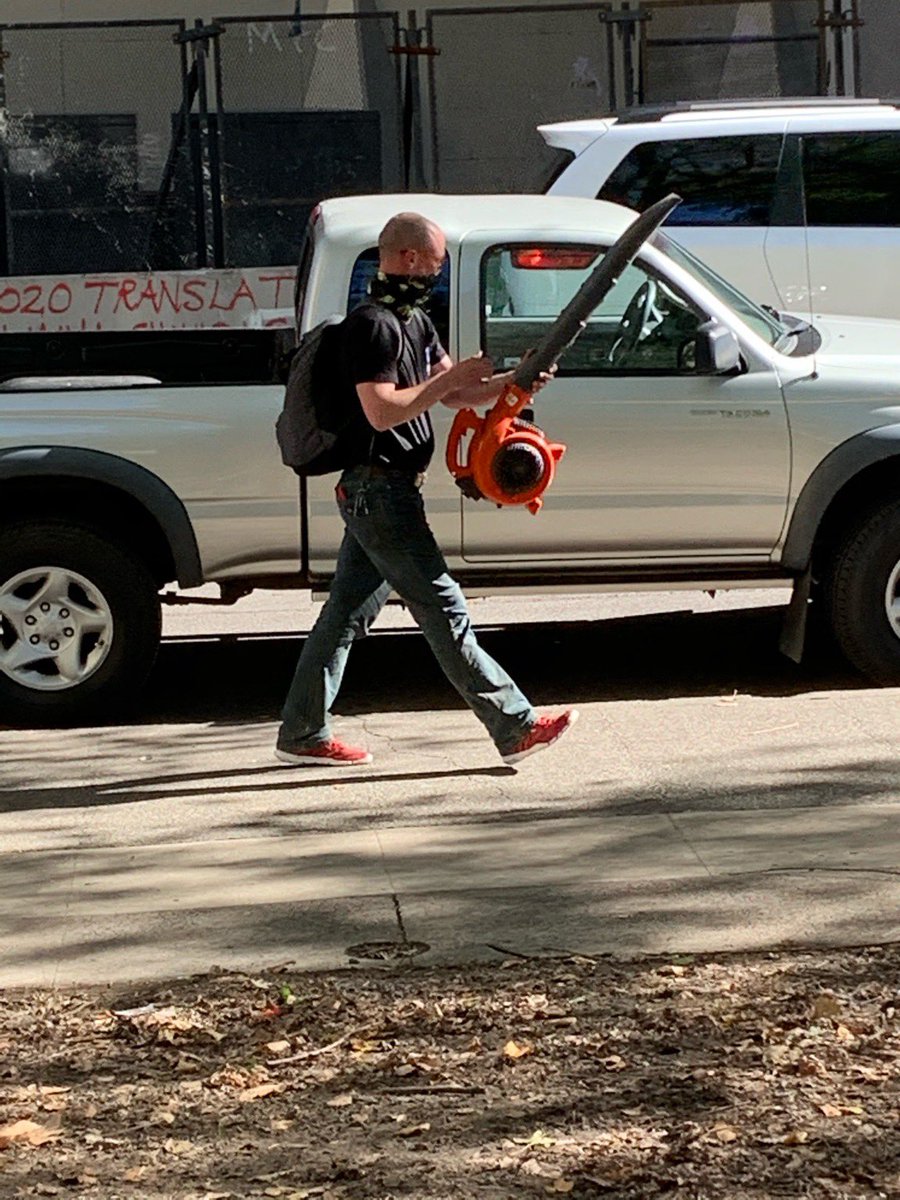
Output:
[823, 498, 900, 684]
[0, 522, 161, 725]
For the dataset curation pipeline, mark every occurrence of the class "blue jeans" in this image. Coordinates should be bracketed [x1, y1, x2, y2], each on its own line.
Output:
[279, 465, 535, 754]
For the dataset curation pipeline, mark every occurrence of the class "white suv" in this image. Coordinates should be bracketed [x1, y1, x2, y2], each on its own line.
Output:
[541, 98, 900, 320]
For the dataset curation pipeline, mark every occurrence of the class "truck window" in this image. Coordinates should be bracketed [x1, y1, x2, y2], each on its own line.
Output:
[801, 131, 900, 226]
[597, 135, 783, 226]
[481, 242, 705, 373]
[347, 249, 451, 349]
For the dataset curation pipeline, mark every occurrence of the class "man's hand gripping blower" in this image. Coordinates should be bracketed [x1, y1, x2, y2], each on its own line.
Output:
[446, 194, 681, 514]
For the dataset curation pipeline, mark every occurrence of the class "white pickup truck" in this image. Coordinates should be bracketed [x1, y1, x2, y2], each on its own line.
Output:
[4, 192, 900, 724]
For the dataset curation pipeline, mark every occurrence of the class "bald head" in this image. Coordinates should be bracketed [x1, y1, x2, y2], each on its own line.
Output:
[378, 212, 446, 277]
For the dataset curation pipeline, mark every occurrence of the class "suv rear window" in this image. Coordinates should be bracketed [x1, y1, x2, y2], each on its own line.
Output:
[801, 131, 900, 226]
[536, 147, 575, 193]
[597, 135, 783, 226]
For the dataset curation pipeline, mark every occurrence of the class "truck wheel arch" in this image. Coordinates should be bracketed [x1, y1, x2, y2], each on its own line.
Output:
[0, 446, 203, 588]
[782, 426, 900, 572]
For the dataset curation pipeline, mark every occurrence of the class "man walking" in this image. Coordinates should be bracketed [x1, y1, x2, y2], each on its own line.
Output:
[276, 212, 577, 768]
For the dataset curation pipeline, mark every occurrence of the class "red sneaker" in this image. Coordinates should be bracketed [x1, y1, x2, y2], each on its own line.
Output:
[501, 709, 579, 766]
[275, 738, 373, 767]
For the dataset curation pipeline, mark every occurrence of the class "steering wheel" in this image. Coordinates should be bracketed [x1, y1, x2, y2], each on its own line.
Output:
[608, 279, 658, 365]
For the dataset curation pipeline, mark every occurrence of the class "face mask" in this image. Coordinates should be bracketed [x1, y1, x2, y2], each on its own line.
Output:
[368, 270, 441, 320]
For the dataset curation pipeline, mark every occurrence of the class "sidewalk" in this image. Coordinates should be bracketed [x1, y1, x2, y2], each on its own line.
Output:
[4, 586, 900, 989]
[5, 796, 899, 988]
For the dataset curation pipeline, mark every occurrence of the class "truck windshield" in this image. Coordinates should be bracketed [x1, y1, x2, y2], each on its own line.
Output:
[652, 232, 787, 347]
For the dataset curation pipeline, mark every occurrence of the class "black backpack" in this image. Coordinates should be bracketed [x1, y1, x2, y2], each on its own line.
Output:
[275, 314, 355, 476]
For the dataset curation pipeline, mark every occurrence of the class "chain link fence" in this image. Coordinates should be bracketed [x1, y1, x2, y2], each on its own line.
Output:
[641, 0, 823, 103]
[0, 20, 195, 276]
[423, 3, 613, 193]
[211, 13, 403, 268]
[0, 5, 864, 278]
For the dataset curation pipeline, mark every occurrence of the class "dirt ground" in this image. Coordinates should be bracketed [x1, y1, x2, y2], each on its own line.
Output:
[1, 944, 898, 1200]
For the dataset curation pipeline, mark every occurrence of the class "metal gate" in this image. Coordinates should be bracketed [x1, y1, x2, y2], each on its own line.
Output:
[0, 19, 194, 277]
[423, 3, 614, 193]
[639, 0, 861, 104]
[0, 4, 868, 280]
[211, 12, 405, 268]
[0, 12, 405, 277]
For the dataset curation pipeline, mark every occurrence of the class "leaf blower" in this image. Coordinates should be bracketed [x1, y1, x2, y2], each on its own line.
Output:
[446, 193, 682, 514]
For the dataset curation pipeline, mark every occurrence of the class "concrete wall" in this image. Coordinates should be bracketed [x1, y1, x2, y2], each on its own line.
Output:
[855, 0, 900, 95]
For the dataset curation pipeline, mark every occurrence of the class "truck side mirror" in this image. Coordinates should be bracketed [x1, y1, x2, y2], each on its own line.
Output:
[694, 320, 742, 374]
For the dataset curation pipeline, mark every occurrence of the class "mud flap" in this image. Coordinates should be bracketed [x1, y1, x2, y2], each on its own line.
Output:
[779, 564, 812, 664]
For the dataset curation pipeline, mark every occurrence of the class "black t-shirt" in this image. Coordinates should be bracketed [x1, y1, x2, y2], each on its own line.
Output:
[337, 302, 446, 473]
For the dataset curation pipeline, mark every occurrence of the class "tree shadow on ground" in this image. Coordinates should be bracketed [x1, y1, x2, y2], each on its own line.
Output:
[133, 604, 862, 727]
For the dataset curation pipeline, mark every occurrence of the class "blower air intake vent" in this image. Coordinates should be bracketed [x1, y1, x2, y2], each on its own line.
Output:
[491, 440, 547, 496]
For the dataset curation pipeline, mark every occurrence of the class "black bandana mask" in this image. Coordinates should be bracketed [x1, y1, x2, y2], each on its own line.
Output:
[367, 270, 441, 320]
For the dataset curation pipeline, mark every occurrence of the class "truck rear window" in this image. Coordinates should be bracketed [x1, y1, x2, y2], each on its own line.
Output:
[0, 329, 292, 387]
[348, 250, 450, 349]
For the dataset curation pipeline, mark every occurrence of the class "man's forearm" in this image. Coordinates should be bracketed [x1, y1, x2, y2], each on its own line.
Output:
[357, 372, 458, 432]
[442, 371, 511, 410]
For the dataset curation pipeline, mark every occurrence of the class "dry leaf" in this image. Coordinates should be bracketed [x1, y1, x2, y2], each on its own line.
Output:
[325, 1092, 354, 1108]
[351, 1038, 382, 1054]
[266, 1040, 290, 1054]
[18, 1085, 70, 1099]
[812, 995, 841, 1019]
[513, 1129, 556, 1148]
[239, 1082, 287, 1103]
[521, 1158, 554, 1177]
[818, 1101, 864, 1116]
[503, 1039, 534, 1060]
[162, 1137, 194, 1154]
[713, 1123, 739, 1142]
[0, 1118, 61, 1148]
[783, 1129, 809, 1145]
[123, 1167, 151, 1182]
[397, 1121, 431, 1137]
[0, 1108, 61, 1147]
[111, 1003, 158, 1018]
[547, 1182, 575, 1195]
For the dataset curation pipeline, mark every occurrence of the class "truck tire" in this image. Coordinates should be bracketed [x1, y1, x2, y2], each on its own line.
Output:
[823, 497, 900, 684]
[0, 521, 161, 725]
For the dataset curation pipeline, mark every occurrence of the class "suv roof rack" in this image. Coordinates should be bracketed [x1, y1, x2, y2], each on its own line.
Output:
[613, 97, 900, 124]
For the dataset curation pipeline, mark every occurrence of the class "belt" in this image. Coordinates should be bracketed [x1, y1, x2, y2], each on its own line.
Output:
[363, 463, 427, 488]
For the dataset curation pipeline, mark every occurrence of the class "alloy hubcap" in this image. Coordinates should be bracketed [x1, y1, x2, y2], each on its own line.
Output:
[0, 566, 113, 691]
[886, 560, 900, 640]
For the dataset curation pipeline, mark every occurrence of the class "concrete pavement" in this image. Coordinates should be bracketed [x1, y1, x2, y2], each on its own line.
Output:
[1, 590, 900, 984]
[2, 590, 899, 988]
[3, 797, 899, 988]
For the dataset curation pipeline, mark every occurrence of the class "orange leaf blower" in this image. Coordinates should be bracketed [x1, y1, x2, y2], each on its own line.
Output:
[446, 192, 682, 515]
[445, 384, 566, 515]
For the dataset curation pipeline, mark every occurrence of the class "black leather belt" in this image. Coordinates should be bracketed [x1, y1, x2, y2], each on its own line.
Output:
[364, 463, 427, 488]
